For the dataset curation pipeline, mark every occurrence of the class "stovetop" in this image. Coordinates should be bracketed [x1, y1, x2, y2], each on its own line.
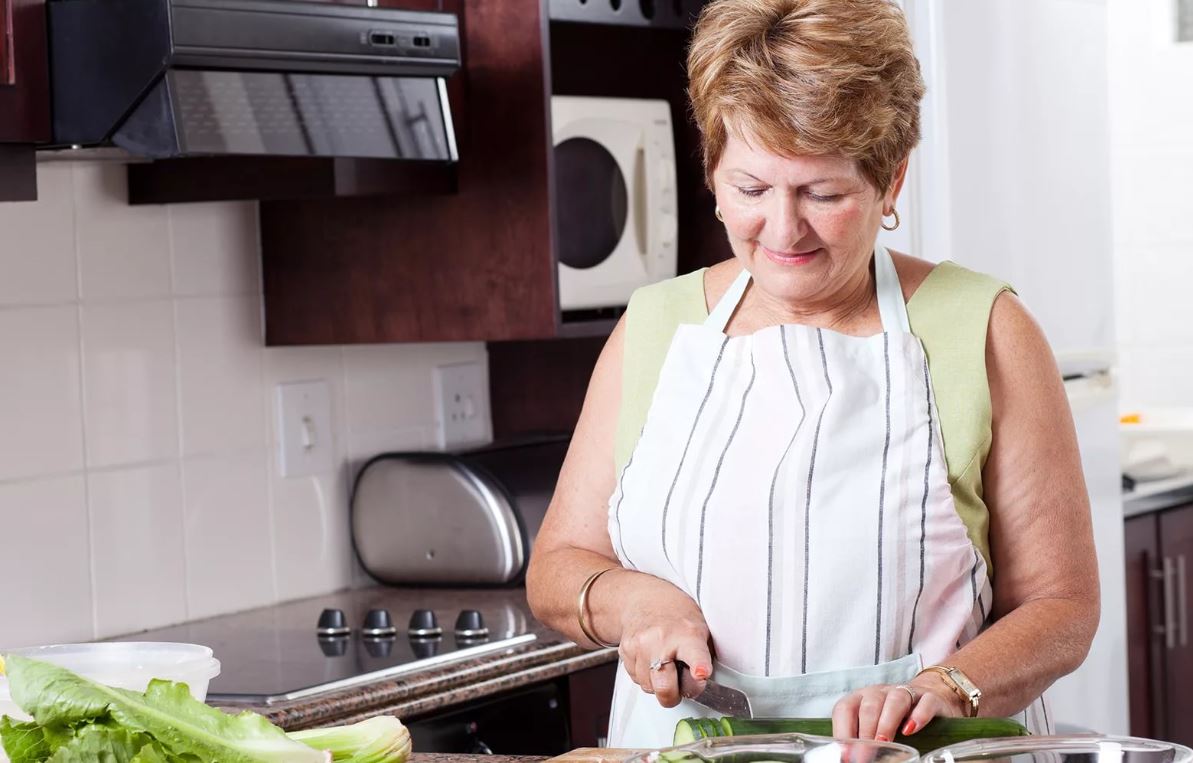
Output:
[115, 587, 541, 705]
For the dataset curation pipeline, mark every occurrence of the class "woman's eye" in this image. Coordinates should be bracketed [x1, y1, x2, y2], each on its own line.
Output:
[807, 192, 842, 202]
[737, 187, 767, 198]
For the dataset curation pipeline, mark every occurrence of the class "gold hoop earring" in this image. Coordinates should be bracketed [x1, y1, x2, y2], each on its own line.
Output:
[715, 206, 724, 222]
[881, 208, 900, 231]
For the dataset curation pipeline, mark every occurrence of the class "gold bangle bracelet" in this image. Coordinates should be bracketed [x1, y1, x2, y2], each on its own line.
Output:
[577, 567, 619, 649]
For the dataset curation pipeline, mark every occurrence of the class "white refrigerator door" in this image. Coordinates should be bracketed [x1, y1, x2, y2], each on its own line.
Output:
[905, 0, 1116, 358]
[1046, 372, 1129, 734]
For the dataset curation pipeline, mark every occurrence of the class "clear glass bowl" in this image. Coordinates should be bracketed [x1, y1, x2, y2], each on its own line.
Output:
[919, 735, 1193, 763]
[622, 732, 920, 763]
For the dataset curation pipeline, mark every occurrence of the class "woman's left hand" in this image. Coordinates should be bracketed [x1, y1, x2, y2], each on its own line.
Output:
[830, 677, 964, 741]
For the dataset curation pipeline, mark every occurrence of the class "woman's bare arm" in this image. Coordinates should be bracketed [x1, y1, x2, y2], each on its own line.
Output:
[526, 316, 714, 707]
[837, 291, 1100, 739]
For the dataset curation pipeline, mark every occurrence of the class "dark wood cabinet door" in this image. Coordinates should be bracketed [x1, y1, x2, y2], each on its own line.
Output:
[0, 0, 49, 143]
[1159, 504, 1193, 745]
[1125, 514, 1162, 738]
[566, 662, 617, 748]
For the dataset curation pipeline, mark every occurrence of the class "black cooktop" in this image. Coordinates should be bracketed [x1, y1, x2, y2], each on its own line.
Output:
[115, 587, 540, 705]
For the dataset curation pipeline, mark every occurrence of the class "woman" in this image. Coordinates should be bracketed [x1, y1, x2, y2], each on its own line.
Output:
[527, 0, 1098, 747]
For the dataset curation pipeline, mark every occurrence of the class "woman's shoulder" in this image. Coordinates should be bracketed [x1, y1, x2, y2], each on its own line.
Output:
[626, 268, 710, 322]
[896, 252, 1014, 310]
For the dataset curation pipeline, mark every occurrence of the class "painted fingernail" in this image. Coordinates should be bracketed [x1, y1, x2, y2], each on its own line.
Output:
[693, 667, 710, 679]
[901, 720, 917, 736]
[876, 735, 891, 743]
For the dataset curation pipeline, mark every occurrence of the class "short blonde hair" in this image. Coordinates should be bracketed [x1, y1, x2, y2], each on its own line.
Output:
[687, 0, 925, 193]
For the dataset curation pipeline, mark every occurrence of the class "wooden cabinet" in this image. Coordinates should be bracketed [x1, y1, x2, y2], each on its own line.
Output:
[260, 1, 725, 344]
[1125, 503, 1193, 743]
[0, 0, 49, 201]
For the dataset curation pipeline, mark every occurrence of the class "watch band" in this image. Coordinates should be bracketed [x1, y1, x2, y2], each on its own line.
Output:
[918, 665, 981, 717]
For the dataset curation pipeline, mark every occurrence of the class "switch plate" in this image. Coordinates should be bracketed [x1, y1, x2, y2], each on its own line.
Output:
[433, 362, 491, 450]
[276, 380, 334, 477]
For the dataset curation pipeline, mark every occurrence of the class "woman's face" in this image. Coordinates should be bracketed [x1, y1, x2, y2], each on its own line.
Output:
[712, 133, 904, 309]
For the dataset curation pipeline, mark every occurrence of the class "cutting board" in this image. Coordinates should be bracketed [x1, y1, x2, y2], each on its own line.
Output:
[547, 748, 641, 763]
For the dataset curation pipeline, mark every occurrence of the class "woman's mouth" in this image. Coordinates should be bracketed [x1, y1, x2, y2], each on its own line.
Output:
[761, 245, 822, 266]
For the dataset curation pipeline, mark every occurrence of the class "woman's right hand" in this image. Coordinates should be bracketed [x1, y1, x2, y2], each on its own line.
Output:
[617, 573, 714, 708]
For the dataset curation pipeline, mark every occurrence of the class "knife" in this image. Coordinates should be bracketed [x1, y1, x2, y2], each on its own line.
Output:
[676, 660, 754, 718]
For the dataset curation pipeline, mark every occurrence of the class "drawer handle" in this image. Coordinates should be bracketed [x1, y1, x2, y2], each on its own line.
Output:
[1179, 554, 1188, 648]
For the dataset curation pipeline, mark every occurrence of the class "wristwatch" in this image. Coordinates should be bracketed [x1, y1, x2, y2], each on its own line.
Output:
[919, 665, 981, 717]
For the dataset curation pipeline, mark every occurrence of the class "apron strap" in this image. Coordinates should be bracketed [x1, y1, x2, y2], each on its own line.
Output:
[874, 243, 911, 333]
[704, 267, 752, 332]
[703, 246, 911, 334]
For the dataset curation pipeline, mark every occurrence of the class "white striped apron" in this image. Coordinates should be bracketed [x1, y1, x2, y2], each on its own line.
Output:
[605, 246, 1050, 746]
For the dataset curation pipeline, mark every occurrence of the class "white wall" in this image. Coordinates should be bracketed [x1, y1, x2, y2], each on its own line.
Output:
[0, 161, 489, 648]
[1108, 0, 1193, 410]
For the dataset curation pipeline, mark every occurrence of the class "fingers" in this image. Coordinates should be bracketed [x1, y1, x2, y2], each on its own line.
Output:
[674, 638, 713, 696]
[651, 661, 682, 708]
[903, 688, 948, 736]
[834, 685, 923, 741]
[874, 686, 916, 742]
[832, 693, 860, 739]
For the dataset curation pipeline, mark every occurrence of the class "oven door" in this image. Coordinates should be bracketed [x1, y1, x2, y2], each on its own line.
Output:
[405, 681, 570, 754]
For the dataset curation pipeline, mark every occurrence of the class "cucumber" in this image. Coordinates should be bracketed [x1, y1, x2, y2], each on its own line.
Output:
[675, 717, 1030, 754]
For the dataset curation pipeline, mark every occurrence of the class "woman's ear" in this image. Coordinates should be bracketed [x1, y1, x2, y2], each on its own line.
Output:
[885, 157, 911, 213]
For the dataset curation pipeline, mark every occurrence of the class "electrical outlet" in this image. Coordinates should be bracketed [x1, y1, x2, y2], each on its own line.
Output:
[434, 362, 491, 450]
[276, 380, 334, 477]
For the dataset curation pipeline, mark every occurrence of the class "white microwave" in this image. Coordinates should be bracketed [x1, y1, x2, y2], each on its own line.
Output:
[551, 96, 678, 311]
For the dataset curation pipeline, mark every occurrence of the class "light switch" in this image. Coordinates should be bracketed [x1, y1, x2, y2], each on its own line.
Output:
[433, 362, 491, 450]
[276, 380, 333, 477]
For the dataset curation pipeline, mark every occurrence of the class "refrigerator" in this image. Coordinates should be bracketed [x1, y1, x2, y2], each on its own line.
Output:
[884, 0, 1129, 734]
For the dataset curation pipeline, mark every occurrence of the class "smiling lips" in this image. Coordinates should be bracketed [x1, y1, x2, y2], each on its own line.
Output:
[761, 245, 822, 266]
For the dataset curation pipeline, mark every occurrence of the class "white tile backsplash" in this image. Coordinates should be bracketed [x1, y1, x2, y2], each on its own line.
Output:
[176, 297, 266, 455]
[88, 463, 188, 638]
[0, 306, 85, 481]
[170, 202, 261, 297]
[0, 161, 492, 647]
[0, 163, 77, 306]
[183, 453, 275, 620]
[81, 301, 179, 467]
[74, 164, 172, 301]
[0, 476, 92, 647]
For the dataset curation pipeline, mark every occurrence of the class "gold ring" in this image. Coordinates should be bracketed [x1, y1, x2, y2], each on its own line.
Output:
[895, 684, 917, 704]
[650, 658, 673, 672]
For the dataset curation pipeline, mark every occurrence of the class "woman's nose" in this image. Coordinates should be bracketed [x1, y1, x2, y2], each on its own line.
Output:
[764, 194, 808, 247]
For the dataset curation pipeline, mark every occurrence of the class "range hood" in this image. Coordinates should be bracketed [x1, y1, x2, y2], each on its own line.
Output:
[45, 0, 460, 162]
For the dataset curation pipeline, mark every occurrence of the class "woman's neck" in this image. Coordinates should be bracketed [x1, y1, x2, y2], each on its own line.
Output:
[738, 262, 879, 336]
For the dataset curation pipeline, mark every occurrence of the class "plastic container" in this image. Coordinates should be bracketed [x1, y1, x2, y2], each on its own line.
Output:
[622, 732, 920, 763]
[0, 642, 221, 723]
[918, 735, 1193, 763]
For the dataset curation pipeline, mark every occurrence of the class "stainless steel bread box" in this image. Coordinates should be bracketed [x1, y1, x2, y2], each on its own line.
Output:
[351, 434, 569, 585]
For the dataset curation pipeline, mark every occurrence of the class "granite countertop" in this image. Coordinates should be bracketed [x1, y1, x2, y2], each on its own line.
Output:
[117, 586, 618, 731]
[410, 756, 545, 763]
[1123, 473, 1193, 517]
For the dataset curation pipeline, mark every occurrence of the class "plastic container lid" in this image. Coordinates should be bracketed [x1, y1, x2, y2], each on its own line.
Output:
[0, 642, 220, 706]
[622, 733, 920, 763]
[919, 735, 1193, 763]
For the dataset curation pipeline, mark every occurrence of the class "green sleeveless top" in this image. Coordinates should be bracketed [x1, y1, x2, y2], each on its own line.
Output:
[613, 261, 1012, 575]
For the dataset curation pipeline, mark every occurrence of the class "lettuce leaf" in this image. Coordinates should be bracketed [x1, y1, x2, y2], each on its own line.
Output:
[287, 716, 411, 762]
[3, 655, 328, 763]
[43, 724, 161, 763]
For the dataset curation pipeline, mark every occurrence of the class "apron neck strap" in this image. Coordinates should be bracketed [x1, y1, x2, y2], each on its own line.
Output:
[874, 243, 911, 333]
[703, 245, 911, 334]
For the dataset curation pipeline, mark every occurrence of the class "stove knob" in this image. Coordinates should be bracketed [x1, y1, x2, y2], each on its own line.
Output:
[410, 637, 441, 659]
[316, 636, 349, 657]
[454, 609, 489, 640]
[362, 608, 397, 638]
[408, 609, 443, 639]
[316, 608, 351, 637]
[363, 637, 395, 658]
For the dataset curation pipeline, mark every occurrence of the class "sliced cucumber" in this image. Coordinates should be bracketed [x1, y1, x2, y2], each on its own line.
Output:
[674, 717, 1031, 754]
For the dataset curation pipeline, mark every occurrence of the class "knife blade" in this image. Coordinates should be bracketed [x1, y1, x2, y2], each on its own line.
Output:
[676, 660, 753, 718]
